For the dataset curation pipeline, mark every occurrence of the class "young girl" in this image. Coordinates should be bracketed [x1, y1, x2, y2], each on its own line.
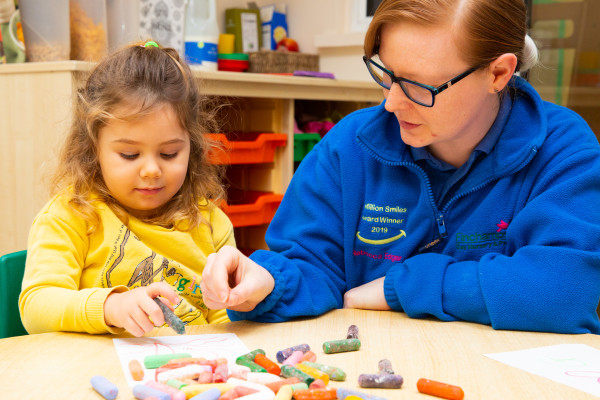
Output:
[201, 0, 600, 334]
[19, 41, 233, 337]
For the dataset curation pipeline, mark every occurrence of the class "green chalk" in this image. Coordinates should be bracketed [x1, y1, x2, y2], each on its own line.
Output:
[280, 365, 315, 385]
[166, 379, 188, 389]
[322, 338, 361, 354]
[144, 353, 192, 369]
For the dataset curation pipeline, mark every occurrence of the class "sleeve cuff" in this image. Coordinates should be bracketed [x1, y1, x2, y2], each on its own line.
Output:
[86, 285, 129, 334]
[227, 257, 286, 321]
[384, 268, 403, 311]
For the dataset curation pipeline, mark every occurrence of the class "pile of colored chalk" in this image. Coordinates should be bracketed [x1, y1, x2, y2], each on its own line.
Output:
[127, 344, 351, 400]
[89, 324, 464, 400]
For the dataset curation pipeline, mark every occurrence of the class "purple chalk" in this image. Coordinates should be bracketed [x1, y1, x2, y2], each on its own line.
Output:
[276, 343, 311, 363]
[293, 70, 335, 79]
[90, 375, 118, 400]
[378, 359, 394, 375]
[346, 324, 359, 339]
[358, 373, 403, 388]
[133, 384, 170, 400]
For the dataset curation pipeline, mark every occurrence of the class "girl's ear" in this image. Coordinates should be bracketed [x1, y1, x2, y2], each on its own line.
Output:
[487, 53, 518, 93]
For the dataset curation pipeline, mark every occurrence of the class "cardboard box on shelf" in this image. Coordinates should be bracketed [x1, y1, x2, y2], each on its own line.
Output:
[259, 4, 287, 51]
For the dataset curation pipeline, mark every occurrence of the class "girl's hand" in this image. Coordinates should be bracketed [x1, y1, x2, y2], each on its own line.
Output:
[343, 277, 391, 310]
[201, 246, 275, 312]
[103, 282, 180, 337]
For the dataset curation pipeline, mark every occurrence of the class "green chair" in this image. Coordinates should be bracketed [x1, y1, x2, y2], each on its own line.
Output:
[0, 250, 28, 339]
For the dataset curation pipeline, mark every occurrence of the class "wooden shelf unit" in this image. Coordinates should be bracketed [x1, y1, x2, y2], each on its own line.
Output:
[0, 61, 382, 255]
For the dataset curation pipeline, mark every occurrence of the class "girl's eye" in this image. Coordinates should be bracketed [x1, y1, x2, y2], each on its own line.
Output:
[161, 152, 178, 159]
[120, 153, 139, 160]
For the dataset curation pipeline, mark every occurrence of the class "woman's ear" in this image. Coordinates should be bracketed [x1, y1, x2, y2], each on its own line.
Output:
[487, 53, 518, 93]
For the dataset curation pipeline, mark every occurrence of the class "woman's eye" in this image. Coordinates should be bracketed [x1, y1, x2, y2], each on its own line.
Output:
[161, 152, 178, 159]
[120, 153, 139, 160]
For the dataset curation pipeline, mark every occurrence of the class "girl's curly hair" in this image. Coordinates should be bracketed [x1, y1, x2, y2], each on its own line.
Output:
[51, 42, 225, 232]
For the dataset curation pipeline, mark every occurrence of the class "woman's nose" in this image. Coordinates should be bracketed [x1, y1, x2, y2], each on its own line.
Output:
[384, 83, 412, 112]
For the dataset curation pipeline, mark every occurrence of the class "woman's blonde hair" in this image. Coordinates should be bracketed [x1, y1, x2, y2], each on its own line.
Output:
[51, 42, 225, 232]
[364, 0, 538, 73]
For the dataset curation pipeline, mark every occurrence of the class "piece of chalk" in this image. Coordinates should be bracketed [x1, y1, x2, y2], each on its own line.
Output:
[154, 298, 186, 334]
[133, 384, 170, 400]
[276, 344, 311, 363]
[336, 387, 388, 400]
[280, 365, 315, 385]
[322, 338, 361, 354]
[90, 375, 118, 400]
[145, 380, 187, 400]
[189, 387, 222, 400]
[417, 378, 464, 400]
[129, 359, 144, 381]
[293, 388, 338, 400]
[301, 362, 346, 381]
[144, 353, 192, 369]
[358, 373, 403, 389]
[378, 359, 394, 375]
[346, 325, 359, 339]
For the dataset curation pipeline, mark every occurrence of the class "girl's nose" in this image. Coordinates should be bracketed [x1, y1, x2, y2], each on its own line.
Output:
[384, 83, 412, 113]
[140, 157, 161, 179]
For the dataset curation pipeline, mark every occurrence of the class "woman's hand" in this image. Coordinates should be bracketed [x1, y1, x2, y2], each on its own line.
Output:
[343, 277, 391, 310]
[103, 282, 180, 337]
[201, 246, 275, 312]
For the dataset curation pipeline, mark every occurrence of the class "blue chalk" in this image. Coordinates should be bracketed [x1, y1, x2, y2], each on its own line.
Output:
[90, 375, 118, 400]
[275, 343, 311, 363]
[132, 384, 170, 400]
[189, 387, 221, 400]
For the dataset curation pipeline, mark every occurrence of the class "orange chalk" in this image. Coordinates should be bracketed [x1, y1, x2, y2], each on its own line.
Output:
[292, 388, 337, 400]
[254, 353, 281, 375]
[128, 359, 144, 381]
[417, 378, 464, 400]
[265, 377, 301, 393]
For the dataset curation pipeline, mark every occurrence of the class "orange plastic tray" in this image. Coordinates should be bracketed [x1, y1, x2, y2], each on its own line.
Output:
[208, 133, 287, 164]
[221, 190, 284, 227]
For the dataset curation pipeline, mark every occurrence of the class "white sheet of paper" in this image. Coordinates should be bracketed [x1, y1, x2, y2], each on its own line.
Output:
[113, 333, 249, 387]
[484, 344, 600, 397]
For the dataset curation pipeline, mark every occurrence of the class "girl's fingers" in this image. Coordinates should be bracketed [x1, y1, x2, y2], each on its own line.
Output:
[131, 304, 156, 334]
[146, 281, 180, 307]
[123, 315, 145, 337]
[140, 297, 166, 327]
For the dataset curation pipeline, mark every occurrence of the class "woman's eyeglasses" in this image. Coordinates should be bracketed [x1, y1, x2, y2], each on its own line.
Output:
[363, 56, 478, 107]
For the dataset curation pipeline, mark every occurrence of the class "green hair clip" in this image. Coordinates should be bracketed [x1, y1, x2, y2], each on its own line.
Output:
[143, 41, 159, 48]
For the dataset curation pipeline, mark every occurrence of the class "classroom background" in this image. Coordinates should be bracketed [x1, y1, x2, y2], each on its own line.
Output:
[0, 1, 599, 399]
[1, 0, 600, 317]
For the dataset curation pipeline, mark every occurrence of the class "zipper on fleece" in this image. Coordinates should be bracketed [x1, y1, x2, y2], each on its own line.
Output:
[357, 136, 538, 253]
[356, 137, 446, 244]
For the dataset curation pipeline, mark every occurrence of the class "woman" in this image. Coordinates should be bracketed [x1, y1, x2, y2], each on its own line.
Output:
[201, 0, 600, 334]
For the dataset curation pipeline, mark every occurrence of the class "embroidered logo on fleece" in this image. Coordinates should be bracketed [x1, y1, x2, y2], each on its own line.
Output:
[356, 203, 408, 245]
[455, 220, 509, 250]
[496, 219, 509, 232]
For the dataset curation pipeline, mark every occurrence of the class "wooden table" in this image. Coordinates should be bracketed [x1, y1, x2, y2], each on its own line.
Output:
[0, 309, 598, 399]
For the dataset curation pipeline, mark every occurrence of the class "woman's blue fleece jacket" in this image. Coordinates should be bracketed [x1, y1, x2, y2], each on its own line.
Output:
[228, 76, 600, 334]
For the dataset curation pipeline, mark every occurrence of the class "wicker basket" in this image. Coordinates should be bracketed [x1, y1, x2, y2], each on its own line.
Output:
[248, 50, 319, 73]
